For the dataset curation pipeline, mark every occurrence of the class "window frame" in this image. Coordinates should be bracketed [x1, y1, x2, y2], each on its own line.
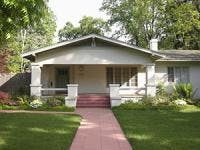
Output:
[106, 66, 138, 87]
[167, 66, 190, 83]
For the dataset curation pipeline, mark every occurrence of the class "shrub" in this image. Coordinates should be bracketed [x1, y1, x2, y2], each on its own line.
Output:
[0, 91, 19, 106]
[113, 101, 182, 111]
[173, 83, 196, 100]
[0, 91, 10, 100]
[141, 95, 171, 106]
[46, 96, 65, 107]
[15, 95, 33, 105]
[30, 99, 43, 108]
[156, 82, 167, 96]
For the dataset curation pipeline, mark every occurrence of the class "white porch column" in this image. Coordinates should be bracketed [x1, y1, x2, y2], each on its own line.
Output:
[30, 63, 42, 97]
[109, 84, 121, 107]
[145, 63, 156, 96]
[65, 84, 78, 107]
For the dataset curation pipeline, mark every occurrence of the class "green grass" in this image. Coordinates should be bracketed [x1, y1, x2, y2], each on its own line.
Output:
[0, 113, 81, 150]
[113, 104, 200, 150]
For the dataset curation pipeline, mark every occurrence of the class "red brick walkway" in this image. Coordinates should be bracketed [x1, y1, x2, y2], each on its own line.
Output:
[71, 108, 132, 150]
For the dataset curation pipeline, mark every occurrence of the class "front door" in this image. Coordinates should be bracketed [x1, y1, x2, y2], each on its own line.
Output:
[55, 68, 69, 88]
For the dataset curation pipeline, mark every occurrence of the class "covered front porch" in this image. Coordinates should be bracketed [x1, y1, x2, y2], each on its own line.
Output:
[24, 34, 162, 107]
[30, 63, 156, 107]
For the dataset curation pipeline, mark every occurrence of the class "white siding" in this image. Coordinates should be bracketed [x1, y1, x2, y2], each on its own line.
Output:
[155, 62, 200, 98]
[35, 45, 152, 65]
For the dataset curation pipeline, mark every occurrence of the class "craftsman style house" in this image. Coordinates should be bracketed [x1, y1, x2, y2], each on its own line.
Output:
[22, 34, 200, 107]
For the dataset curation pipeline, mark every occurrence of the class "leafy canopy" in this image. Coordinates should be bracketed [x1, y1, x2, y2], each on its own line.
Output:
[58, 16, 111, 41]
[101, 0, 200, 49]
[0, 0, 48, 47]
[7, 10, 56, 73]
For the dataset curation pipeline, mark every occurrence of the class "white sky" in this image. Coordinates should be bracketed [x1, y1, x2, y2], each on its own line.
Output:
[48, 0, 108, 40]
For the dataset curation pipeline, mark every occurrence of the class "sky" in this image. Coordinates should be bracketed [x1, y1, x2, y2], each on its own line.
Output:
[48, 0, 108, 40]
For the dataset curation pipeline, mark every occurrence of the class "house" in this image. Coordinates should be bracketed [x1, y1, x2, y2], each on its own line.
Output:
[22, 34, 200, 107]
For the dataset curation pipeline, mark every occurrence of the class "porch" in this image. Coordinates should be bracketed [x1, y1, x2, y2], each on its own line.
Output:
[30, 64, 156, 107]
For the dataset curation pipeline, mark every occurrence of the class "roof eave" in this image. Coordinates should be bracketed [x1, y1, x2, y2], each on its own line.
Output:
[22, 34, 164, 59]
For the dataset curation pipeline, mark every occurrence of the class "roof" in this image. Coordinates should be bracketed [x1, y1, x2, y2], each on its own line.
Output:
[157, 50, 200, 61]
[22, 34, 200, 62]
[21, 34, 164, 59]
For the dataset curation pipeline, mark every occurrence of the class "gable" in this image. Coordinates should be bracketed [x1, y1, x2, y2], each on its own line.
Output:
[22, 34, 163, 62]
[34, 40, 154, 65]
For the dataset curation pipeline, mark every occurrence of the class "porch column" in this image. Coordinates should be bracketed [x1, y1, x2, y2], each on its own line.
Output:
[109, 84, 121, 107]
[65, 84, 78, 107]
[145, 63, 156, 96]
[30, 63, 42, 97]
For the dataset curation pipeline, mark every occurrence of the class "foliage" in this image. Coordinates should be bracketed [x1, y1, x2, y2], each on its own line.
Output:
[156, 82, 167, 96]
[141, 95, 172, 106]
[0, 95, 75, 112]
[45, 96, 65, 107]
[0, 113, 81, 150]
[6, 10, 56, 73]
[173, 83, 196, 100]
[58, 16, 111, 41]
[101, 0, 200, 49]
[29, 99, 43, 108]
[112, 104, 200, 149]
[0, 0, 48, 47]
[0, 91, 10, 100]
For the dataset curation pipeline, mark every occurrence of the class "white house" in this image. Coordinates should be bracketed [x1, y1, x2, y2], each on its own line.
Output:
[22, 34, 200, 107]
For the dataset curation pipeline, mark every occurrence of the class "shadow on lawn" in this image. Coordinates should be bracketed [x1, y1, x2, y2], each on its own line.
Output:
[0, 113, 81, 150]
[113, 108, 200, 150]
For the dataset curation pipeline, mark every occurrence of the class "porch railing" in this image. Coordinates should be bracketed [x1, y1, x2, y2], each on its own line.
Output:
[119, 87, 146, 96]
[41, 88, 68, 96]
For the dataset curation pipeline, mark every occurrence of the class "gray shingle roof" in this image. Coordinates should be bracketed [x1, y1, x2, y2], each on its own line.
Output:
[157, 50, 200, 61]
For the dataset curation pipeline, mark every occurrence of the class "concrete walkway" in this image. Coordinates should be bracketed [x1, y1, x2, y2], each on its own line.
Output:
[71, 108, 132, 150]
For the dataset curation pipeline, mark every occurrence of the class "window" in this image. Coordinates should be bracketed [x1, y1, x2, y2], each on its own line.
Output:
[168, 67, 174, 82]
[106, 67, 138, 87]
[167, 67, 189, 83]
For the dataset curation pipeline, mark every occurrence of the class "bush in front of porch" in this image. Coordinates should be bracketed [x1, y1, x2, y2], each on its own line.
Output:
[0, 94, 75, 112]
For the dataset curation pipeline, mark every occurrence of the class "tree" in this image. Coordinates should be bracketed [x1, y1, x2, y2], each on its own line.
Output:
[161, 1, 200, 49]
[59, 16, 111, 41]
[6, 10, 56, 73]
[101, 0, 200, 49]
[0, 0, 48, 47]
[101, 0, 166, 48]
[19, 10, 56, 50]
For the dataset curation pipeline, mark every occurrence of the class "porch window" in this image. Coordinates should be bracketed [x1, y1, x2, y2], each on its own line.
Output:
[167, 67, 189, 83]
[106, 67, 138, 87]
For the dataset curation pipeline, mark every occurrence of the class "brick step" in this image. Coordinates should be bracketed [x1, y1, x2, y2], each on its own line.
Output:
[77, 102, 110, 105]
[77, 105, 110, 108]
[77, 100, 110, 103]
[78, 95, 109, 98]
[77, 94, 111, 108]
[77, 103, 111, 107]
[77, 98, 110, 101]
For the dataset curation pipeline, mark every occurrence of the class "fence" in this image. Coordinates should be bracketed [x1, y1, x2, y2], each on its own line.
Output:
[0, 73, 31, 95]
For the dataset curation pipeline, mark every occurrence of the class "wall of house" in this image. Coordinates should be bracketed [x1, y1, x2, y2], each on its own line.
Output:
[155, 62, 200, 99]
[35, 44, 153, 65]
[40, 64, 147, 94]
[73, 65, 107, 93]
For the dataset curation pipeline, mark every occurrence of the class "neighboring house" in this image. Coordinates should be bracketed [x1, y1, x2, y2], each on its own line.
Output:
[22, 34, 200, 107]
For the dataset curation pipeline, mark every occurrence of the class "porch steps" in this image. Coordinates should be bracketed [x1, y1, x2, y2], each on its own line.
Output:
[77, 94, 110, 108]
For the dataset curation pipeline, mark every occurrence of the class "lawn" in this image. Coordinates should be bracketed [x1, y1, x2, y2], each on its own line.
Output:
[0, 113, 81, 150]
[113, 104, 200, 150]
